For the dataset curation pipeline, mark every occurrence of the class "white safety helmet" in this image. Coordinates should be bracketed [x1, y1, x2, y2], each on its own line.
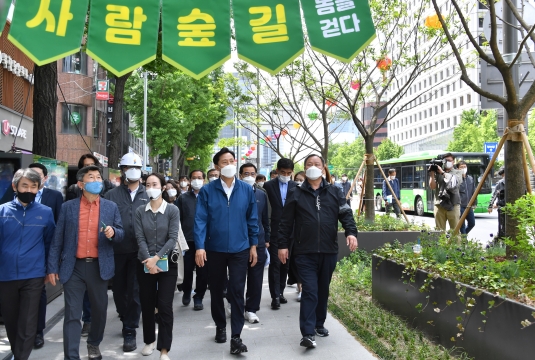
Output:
[119, 152, 142, 168]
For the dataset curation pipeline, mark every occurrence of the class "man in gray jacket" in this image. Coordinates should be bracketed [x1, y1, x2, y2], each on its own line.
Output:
[457, 161, 477, 234]
[104, 153, 149, 352]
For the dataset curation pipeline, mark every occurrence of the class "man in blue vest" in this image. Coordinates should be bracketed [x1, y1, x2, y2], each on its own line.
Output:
[194, 148, 259, 355]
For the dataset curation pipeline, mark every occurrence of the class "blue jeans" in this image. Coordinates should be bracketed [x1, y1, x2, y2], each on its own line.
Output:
[460, 206, 475, 234]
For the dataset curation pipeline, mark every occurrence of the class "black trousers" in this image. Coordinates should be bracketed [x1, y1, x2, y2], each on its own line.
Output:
[137, 262, 177, 351]
[207, 249, 249, 336]
[36, 285, 47, 336]
[112, 252, 141, 334]
[182, 241, 208, 300]
[245, 247, 267, 313]
[268, 243, 289, 299]
[63, 260, 108, 359]
[0, 277, 43, 360]
[294, 253, 337, 336]
[498, 207, 506, 239]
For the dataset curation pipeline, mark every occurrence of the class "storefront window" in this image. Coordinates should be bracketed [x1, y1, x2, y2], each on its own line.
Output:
[62, 104, 87, 135]
[63, 51, 87, 75]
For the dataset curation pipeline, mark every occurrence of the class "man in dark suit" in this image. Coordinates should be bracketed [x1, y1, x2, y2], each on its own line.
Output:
[28, 163, 64, 349]
[263, 158, 296, 309]
[47, 166, 124, 360]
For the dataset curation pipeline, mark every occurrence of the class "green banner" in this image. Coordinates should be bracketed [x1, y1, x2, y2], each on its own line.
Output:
[162, 0, 231, 80]
[8, 0, 89, 65]
[233, 0, 304, 74]
[0, 0, 11, 36]
[86, 0, 160, 77]
[301, 0, 376, 62]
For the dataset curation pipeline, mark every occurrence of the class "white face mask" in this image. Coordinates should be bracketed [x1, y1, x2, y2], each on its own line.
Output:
[279, 175, 291, 183]
[146, 188, 162, 200]
[125, 168, 141, 182]
[390, 176, 396, 180]
[167, 189, 177, 197]
[191, 179, 204, 190]
[220, 164, 237, 178]
[209, 176, 218, 182]
[256, 182, 264, 188]
[445, 161, 453, 169]
[306, 166, 323, 180]
[461, 168, 467, 175]
[342, 177, 348, 181]
[243, 176, 255, 186]
[180, 181, 188, 188]
[296, 181, 303, 186]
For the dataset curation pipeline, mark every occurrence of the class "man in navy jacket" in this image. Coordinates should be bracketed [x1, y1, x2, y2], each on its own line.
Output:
[382, 168, 401, 217]
[28, 162, 64, 349]
[194, 148, 259, 355]
[0, 168, 56, 360]
[47, 166, 124, 360]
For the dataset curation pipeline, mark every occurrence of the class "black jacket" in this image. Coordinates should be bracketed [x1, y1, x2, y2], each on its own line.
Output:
[263, 178, 297, 245]
[104, 183, 149, 254]
[41, 187, 64, 223]
[177, 190, 197, 242]
[459, 175, 477, 207]
[278, 179, 358, 255]
[254, 187, 270, 248]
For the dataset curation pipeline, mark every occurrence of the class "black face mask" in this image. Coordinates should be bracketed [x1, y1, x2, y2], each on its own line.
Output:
[18, 191, 37, 204]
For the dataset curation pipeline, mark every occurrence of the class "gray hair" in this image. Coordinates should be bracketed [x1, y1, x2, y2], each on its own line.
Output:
[12, 168, 41, 188]
[76, 165, 102, 182]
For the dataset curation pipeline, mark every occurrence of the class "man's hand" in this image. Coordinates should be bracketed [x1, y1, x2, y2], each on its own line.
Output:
[195, 249, 207, 267]
[436, 166, 444, 174]
[278, 249, 289, 264]
[249, 246, 258, 267]
[347, 235, 358, 252]
[488, 208, 493, 214]
[102, 225, 115, 239]
[47, 273, 59, 286]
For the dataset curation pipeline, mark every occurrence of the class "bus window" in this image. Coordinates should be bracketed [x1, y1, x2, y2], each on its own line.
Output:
[414, 165, 425, 189]
[401, 166, 413, 189]
[473, 165, 492, 194]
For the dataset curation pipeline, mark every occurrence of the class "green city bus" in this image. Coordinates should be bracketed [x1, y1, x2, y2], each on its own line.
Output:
[373, 150, 492, 215]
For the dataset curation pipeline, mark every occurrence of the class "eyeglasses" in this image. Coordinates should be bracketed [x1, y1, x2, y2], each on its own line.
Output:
[242, 172, 256, 177]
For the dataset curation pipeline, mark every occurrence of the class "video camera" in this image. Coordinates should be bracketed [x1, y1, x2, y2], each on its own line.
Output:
[426, 155, 446, 172]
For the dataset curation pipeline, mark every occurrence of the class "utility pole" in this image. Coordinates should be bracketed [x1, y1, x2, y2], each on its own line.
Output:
[256, 69, 261, 170]
[143, 71, 148, 171]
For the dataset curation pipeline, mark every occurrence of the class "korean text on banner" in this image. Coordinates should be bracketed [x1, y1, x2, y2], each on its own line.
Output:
[301, 0, 376, 62]
[86, 0, 160, 77]
[162, 0, 231, 80]
[8, 0, 89, 65]
[233, 0, 304, 75]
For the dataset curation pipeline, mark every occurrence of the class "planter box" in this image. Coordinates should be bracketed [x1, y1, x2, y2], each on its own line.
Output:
[337, 231, 434, 259]
[372, 255, 535, 360]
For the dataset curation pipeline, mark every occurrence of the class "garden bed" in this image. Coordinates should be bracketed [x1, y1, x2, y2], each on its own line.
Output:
[372, 255, 535, 360]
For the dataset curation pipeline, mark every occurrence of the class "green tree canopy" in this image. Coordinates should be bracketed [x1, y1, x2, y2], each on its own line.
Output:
[375, 138, 404, 160]
[447, 109, 499, 153]
[328, 139, 365, 179]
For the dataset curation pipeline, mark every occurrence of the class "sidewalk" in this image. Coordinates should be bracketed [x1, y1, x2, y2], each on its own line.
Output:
[1, 269, 376, 360]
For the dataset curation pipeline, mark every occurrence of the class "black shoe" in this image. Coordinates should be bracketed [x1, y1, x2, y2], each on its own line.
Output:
[34, 334, 44, 349]
[215, 327, 227, 343]
[193, 298, 204, 311]
[182, 292, 191, 306]
[81, 322, 91, 337]
[87, 344, 102, 360]
[271, 297, 280, 310]
[300, 335, 317, 348]
[123, 334, 137, 352]
[280, 295, 288, 304]
[315, 326, 329, 337]
[230, 336, 248, 354]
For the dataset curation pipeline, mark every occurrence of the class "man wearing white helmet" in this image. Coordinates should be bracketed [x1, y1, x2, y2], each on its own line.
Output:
[104, 152, 149, 352]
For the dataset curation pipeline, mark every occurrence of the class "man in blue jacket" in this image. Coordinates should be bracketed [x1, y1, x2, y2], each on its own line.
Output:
[239, 163, 270, 324]
[194, 148, 259, 355]
[47, 166, 124, 360]
[382, 168, 401, 217]
[0, 168, 56, 360]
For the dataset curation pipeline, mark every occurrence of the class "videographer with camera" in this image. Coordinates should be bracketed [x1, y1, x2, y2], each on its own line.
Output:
[428, 153, 463, 232]
[488, 167, 505, 240]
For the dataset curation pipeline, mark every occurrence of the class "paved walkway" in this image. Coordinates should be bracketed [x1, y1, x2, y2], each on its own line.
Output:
[1, 269, 376, 360]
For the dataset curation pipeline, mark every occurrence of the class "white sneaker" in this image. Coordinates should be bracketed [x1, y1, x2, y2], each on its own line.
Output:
[244, 311, 260, 324]
[225, 301, 232, 318]
[297, 292, 302, 302]
[160, 354, 171, 360]
[141, 342, 155, 356]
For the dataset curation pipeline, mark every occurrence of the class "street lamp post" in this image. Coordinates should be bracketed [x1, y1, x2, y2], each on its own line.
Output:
[143, 71, 148, 171]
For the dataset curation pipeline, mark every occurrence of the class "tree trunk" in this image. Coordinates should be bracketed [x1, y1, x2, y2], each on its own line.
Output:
[505, 118, 525, 257]
[33, 63, 57, 158]
[109, 73, 131, 169]
[172, 144, 179, 179]
[364, 136, 375, 222]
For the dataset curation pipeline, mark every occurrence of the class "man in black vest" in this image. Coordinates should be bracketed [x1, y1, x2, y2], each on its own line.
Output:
[263, 158, 296, 309]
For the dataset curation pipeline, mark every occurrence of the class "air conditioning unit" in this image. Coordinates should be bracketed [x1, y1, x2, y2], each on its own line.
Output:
[6, 59, 13, 72]
[1, 53, 7, 68]
[12, 62, 19, 75]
